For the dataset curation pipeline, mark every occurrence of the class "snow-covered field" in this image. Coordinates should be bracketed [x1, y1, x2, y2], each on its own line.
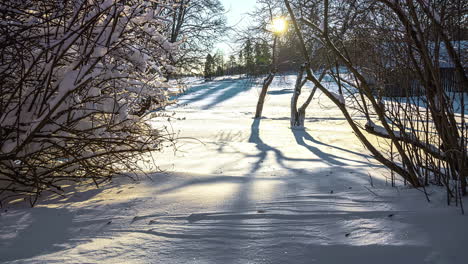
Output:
[1, 75, 467, 264]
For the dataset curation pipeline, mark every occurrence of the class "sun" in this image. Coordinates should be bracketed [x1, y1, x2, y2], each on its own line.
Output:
[271, 17, 288, 34]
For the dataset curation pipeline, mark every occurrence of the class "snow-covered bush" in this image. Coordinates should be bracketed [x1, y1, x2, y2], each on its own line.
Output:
[0, 0, 178, 205]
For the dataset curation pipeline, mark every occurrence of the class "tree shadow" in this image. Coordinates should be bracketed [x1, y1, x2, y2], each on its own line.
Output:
[0, 181, 120, 262]
[268, 116, 348, 122]
[155, 175, 278, 195]
[178, 80, 235, 105]
[76, 119, 439, 264]
[0, 207, 75, 262]
[291, 129, 374, 166]
[176, 79, 254, 109]
[248, 119, 322, 175]
[267, 88, 294, 95]
[201, 79, 254, 110]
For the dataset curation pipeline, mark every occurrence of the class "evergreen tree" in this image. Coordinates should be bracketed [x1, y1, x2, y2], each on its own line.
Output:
[204, 54, 214, 80]
[213, 50, 225, 76]
[254, 42, 262, 75]
[261, 42, 272, 71]
[244, 39, 254, 75]
[254, 41, 272, 75]
[238, 50, 245, 74]
[227, 55, 237, 75]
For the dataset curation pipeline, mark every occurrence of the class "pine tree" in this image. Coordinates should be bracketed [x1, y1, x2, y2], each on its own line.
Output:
[253, 41, 271, 75]
[204, 54, 214, 80]
[244, 39, 254, 75]
[254, 42, 262, 75]
[261, 41, 272, 73]
[238, 50, 244, 74]
[228, 55, 237, 75]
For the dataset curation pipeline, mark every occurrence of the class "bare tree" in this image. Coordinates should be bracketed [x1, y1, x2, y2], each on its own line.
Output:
[168, 0, 227, 75]
[290, 64, 326, 128]
[250, 0, 284, 119]
[284, 0, 467, 204]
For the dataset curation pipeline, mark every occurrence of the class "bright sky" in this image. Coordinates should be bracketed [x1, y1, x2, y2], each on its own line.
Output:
[221, 0, 256, 29]
[214, 0, 257, 54]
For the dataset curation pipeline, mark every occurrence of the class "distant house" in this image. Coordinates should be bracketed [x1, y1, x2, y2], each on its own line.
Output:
[369, 41, 467, 97]
[382, 70, 424, 97]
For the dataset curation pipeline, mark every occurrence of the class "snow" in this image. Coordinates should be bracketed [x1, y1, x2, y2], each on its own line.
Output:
[330, 91, 345, 104]
[366, 120, 392, 136]
[384, 92, 468, 116]
[1, 75, 467, 263]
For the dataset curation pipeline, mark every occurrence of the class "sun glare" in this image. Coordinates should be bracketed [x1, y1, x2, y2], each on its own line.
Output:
[271, 17, 287, 34]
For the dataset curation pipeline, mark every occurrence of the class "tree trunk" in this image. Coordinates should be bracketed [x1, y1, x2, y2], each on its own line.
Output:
[291, 66, 305, 128]
[254, 36, 278, 119]
[291, 68, 325, 129]
[255, 73, 275, 118]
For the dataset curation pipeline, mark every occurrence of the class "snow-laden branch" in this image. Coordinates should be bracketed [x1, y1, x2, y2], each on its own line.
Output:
[0, 0, 180, 205]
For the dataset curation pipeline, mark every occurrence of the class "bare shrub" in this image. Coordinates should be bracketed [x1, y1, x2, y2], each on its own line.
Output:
[284, 0, 467, 206]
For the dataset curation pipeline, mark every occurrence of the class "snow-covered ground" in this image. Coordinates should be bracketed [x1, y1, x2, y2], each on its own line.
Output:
[1, 75, 467, 264]
[383, 92, 468, 116]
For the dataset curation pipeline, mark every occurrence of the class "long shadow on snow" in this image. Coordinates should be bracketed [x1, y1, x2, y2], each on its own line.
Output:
[155, 175, 278, 195]
[267, 88, 294, 95]
[247, 119, 373, 172]
[0, 181, 136, 263]
[130, 118, 414, 263]
[115, 121, 423, 264]
[0, 207, 74, 262]
[247, 119, 321, 175]
[153, 119, 379, 198]
[0, 199, 122, 263]
[242, 119, 378, 206]
[177, 79, 253, 109]
[178, 81, 233, 105]
[201, 79, 254, 110]
[292, 129, 373, 166]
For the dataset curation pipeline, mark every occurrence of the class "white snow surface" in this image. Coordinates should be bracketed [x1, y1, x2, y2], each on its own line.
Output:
[1, 75, 467, 264]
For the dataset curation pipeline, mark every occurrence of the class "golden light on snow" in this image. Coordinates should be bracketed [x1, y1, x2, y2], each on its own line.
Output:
[271, 17, 288, 34]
